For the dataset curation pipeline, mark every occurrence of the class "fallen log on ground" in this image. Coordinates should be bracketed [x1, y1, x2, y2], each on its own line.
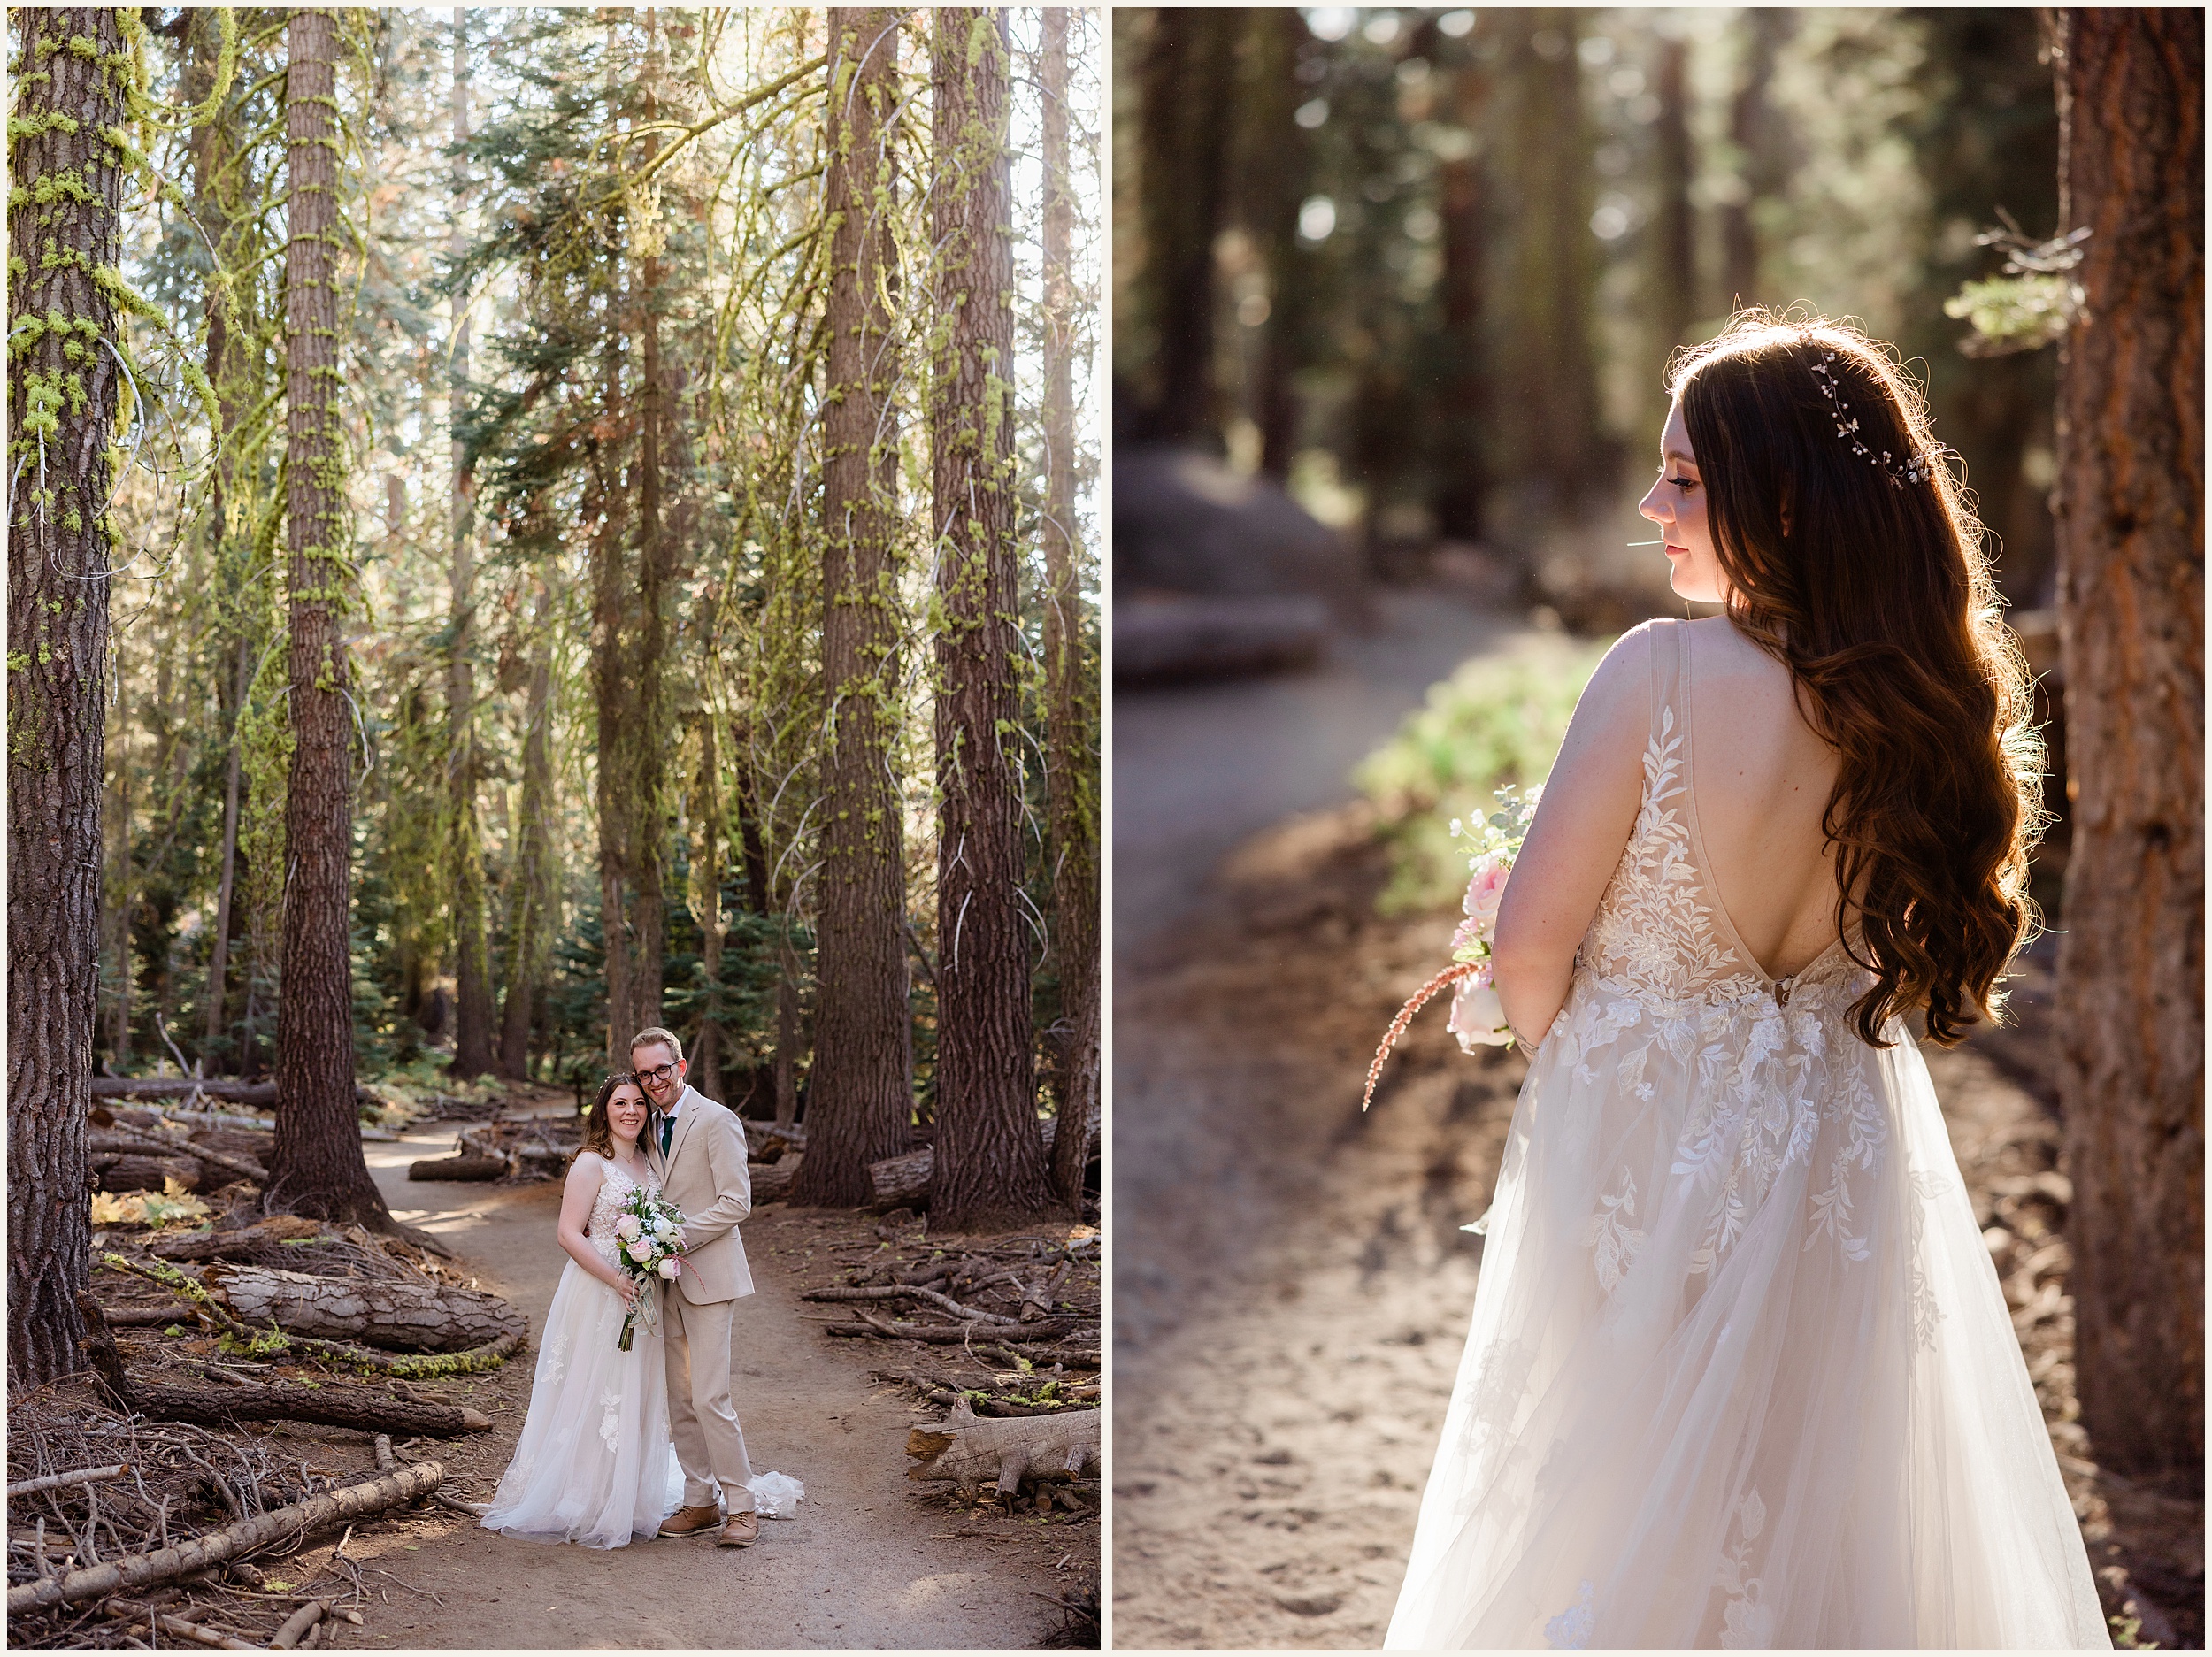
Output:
[802, 1284, 1025, 1326]
[204, 1262, 526, 1353]
[150, 1216, 340, 1263]
[7, 1462, 128, 1497]
[751, 1157, 802, 1203]
[77, 1304, 493, 1438]
[103, 1600, 257, 1649]
[102, 1255, 526, 1378]
[90, 1118, 269, 1184]
[270, 1597, 330, 1649]
[825, 1310, 1079, 1345]
[93, 1078, 276, 1102]
[4, 1457, 444, 1614]
[407, 1154, 508, 1182]
[96, 1153, 207, 1194]
[905, 1400, 1101, 1497]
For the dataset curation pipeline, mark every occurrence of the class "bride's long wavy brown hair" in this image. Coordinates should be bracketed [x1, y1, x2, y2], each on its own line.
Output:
[1671, 308, 2045, 1046]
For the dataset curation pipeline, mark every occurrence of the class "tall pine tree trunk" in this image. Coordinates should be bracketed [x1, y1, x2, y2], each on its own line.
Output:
[2049, 6, 2204, 1490]
[930, 7, 1057, 1231]
[446, 5, 495, 1078]
[1240, 8, 1309, 482]
[265, 7, 389, 1227]
[1650, 34, 1696, 353]
[794, 6, 917, 1206]
[1433, 37, 1492, 541]
[690, 708, 726, 1104]
[7, 4, 127, 1385]
[497, 579, 556, 1079]
[1041, 7, 1099, 1214]
[591, 313, 638, 1063]
[629, 9, 671, 1040]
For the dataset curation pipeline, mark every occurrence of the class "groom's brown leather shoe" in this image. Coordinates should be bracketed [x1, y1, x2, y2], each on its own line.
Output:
[657, 1504, 722, 1538]
[717, 1510, 760, 1548]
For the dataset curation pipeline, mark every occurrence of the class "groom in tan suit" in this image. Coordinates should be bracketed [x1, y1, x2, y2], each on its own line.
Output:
[631, 1026, 761, 1548]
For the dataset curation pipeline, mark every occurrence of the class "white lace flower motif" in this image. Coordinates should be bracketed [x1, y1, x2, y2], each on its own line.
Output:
[599, 1387, 624, 1453]
[1544, 1579, 1596, 1650]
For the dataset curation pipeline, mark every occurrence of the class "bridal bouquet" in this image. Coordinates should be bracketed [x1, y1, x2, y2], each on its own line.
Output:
[1363, 783, 1540, 1110]
[612, 1187, 688, 1351]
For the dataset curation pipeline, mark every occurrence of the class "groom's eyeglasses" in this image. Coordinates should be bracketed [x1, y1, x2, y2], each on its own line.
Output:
[636, 1062, 680, 1085]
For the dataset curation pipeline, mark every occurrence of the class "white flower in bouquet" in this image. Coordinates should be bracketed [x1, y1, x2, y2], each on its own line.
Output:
[657, 1257, 681, 1279]
[614, 1214, 642, 1241]
[1448, 965, 1513, 1050]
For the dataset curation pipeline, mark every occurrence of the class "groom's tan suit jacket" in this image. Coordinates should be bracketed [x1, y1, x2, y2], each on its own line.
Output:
[651, 1085, 754, 1303]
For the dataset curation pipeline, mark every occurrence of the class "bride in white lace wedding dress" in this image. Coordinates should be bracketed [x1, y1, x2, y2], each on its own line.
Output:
[481, 1075, 681, 1549]
[1386, 315, 2107, 1650]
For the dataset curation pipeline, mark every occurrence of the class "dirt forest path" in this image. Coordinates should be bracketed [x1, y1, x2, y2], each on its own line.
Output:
[1110, 595, 2200, 1649]
[307, 1110, 1076, 1651]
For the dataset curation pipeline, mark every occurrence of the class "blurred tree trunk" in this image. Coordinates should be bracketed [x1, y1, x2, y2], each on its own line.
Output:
[1504, 10, 1603, 513]
[7, 4, 127, 1385]
[795, 7, 916, 1206]
[629, 7, 671, 1040]
[1650, 34, 1696, 355]
[447, 5, 495, 1079]
[1718, 11, 1787, 310]
[2050, 4, 2203, 1492]
[497, 580, 556, 1080]
[1239, 8, 1309, 479]
[1130, 6, 1238, 446]
[267, 7, 390, 1228]
[1433, 33, 1493, 541]
[732, 742, 802, 1131]
[930, 6, 1059, 1231]
[1041, 7, 1100, 1213]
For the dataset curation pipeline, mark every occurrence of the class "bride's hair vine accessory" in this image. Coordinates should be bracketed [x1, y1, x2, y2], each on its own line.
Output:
[1801, 332, 1929, 488]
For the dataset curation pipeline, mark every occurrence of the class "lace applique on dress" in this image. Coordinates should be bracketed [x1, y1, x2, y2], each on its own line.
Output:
[1544, 1580, 1596, 1650]
[1714, 1488, 1773, 1649]
[1578, 702, 1764, 1009]
[1582, 1169, 1647, 1295]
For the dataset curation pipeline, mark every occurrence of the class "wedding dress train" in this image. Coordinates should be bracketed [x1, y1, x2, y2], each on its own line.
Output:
[1387, 620, 2108, 1649]
[480, 1155, 682, 1549]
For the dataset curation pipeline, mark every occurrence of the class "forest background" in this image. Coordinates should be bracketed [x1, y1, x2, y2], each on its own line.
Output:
[10, 4, 1103, 1383]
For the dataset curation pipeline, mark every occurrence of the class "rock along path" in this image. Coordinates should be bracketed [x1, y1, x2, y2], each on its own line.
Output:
[314, 1113, 1069, 1651]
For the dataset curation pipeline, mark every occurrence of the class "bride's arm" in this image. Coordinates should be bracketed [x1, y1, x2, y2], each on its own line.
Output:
[1489, 626, 1654, 1045]
[556, 1155, 636, 1305]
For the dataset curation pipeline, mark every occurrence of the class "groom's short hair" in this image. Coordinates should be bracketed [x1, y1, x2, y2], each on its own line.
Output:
[629, 1025, 685, 1064]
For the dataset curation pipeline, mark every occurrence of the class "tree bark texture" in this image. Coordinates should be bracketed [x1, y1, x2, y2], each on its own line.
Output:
[1041, 7, 1100, 1214]
[930, 8, 1058, 1231]
[7, 5, 129, 1386]
[1127, 6, 1237, 444]
[497, 579, 556, 1078]
[690, 709, 726, 1103]
[445, 6, 496, 1079]
[795, 7, 918, 1207]
[267, 9, 388, 1228]
[589, 318, 640, 1063]
[2050, 6, 2204, 1489]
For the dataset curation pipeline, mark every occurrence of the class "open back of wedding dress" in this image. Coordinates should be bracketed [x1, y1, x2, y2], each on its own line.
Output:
[1386, 620, 2108, 1650]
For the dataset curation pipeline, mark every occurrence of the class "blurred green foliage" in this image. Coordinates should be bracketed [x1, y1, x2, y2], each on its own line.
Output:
[1356, 640, 1610, 914]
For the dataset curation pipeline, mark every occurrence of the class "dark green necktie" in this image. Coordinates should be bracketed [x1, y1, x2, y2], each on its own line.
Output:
[659, 1115, 674, 1157]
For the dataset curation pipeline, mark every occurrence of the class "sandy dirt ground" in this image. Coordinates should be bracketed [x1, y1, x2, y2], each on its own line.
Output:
[268, 1111, 1098, 1652]
[1110, 604, 2201, 1651]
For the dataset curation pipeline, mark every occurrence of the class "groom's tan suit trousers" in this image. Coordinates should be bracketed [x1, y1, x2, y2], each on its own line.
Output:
[651, 1087, 758, 1514]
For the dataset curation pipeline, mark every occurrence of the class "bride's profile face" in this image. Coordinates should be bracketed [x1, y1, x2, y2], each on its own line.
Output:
[607, 1085, 649, 1151]
[1638, 400, 1728, 604]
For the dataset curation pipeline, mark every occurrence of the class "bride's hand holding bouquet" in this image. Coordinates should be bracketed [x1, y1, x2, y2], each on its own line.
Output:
[612, 1187, 688, 1351]
[1363, 782, 1540, 1110]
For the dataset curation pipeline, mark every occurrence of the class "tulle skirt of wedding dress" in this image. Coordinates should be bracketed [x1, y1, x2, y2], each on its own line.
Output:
[1386, 974, 2109, 1650]
[480, 1258, 683, 1550]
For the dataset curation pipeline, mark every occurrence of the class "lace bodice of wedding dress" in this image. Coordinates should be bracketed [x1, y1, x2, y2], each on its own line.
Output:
[1386, 618, 2108, 1651]
[480, 1152, 682, 1550]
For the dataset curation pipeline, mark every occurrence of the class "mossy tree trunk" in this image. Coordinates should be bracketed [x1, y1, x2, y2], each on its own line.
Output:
[2049, 5, 2204, 1491]
[497, 578, 556, 1080]
[265, 6, 390, 1228]
[928, 6, 1059, 1231]
[6, 4, 129, 1385]
[795, 6, 917, 1207]
[1041, 7, 1099, 1214]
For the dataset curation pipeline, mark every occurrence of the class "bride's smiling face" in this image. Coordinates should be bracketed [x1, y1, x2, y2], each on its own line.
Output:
[607, 1084, 649, 1152]
[1638, 400, 1729, 604]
